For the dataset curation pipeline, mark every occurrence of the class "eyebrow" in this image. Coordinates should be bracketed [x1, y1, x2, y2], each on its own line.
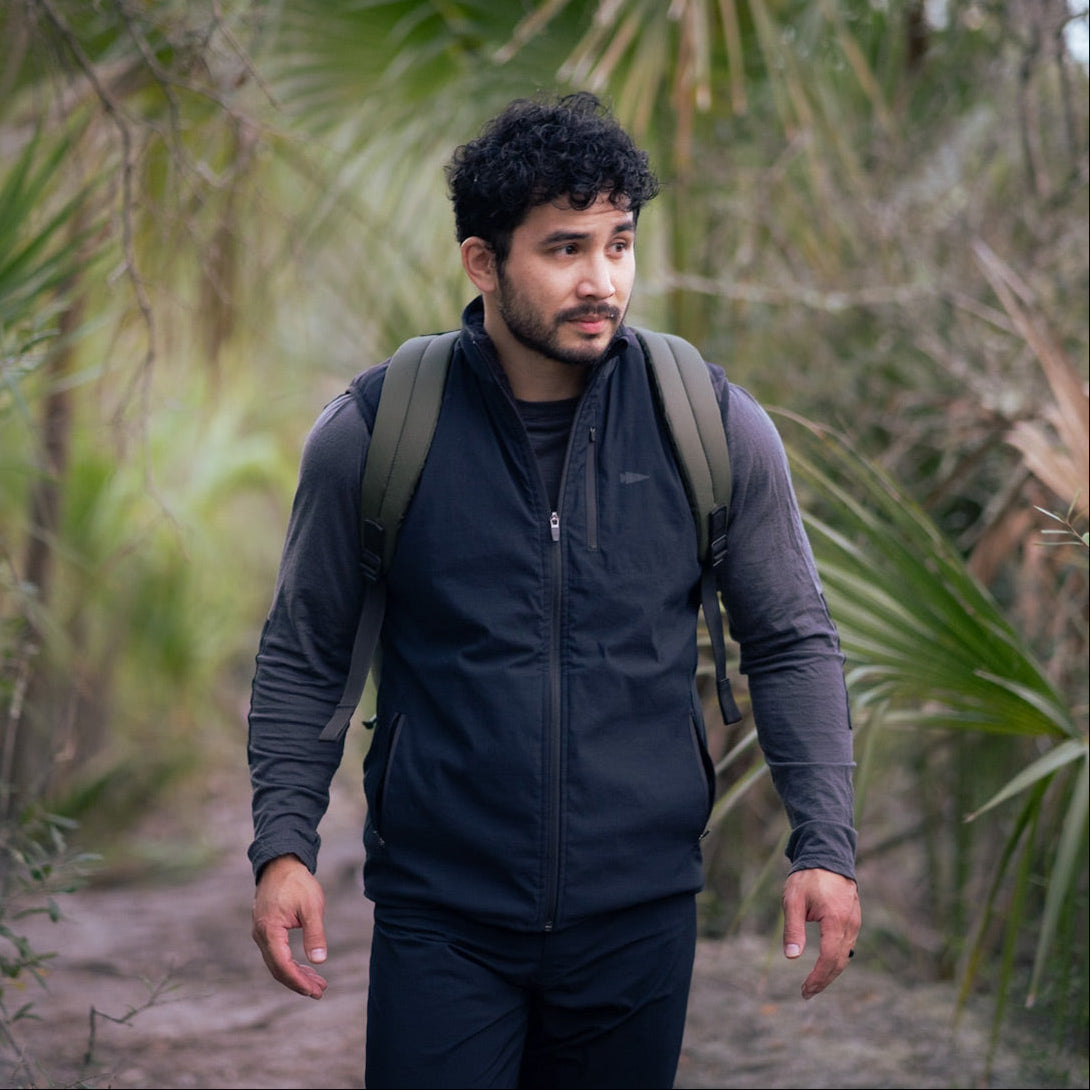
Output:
[539, 219, 636, 247]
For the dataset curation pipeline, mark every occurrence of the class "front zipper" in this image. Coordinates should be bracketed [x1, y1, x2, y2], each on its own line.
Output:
[504, 375, 607, 931]
[543, 416, 595, 928]
[543, 509, 564, 930]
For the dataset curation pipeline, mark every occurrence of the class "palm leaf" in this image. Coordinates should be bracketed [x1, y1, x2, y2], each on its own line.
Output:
[780, 411, 1085, 1031]
[0, 129, 99, 421]
[0, 132, 94, 332]
[1026, 752, 1089, 1009]
[779, 412, 1074, 742]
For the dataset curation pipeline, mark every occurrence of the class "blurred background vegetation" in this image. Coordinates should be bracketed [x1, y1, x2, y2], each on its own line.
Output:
[0, 0, 1086, 1077]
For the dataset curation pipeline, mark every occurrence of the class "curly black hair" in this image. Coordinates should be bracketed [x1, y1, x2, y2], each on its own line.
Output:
[446, 91, 659, 265]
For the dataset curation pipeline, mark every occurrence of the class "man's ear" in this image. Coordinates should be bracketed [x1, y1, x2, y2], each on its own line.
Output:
[461, 237, 497, 293]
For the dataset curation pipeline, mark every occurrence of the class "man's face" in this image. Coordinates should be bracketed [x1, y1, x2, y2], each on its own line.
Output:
[493, 194, 637, 368]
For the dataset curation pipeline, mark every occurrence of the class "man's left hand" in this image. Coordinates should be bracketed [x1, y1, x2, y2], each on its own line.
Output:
[782, 867, 861, 1000]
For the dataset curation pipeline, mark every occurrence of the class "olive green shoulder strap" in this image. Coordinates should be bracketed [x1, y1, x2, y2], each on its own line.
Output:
[361, 331, 459, 575]
[320, 330, 456, 742]
[634, 327, 740, 725]
[633, 327, 731, 564]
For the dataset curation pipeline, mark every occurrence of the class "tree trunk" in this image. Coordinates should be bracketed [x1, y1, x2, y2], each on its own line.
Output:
[1, 289, 82, 821]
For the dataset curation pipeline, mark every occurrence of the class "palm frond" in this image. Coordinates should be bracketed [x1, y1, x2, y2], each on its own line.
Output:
[779, 411, 1075, 742]
[0, 131, 95, 333]
[782, 411, 1086, 1032]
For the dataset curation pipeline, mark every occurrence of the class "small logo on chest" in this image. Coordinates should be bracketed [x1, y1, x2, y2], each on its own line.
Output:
[619, 472, 650, 485]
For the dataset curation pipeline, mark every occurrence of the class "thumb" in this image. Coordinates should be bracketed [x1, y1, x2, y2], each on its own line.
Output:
[303, 919, 327, 963]
[782, 884, 806, 960]
[302, 913, 328, 964]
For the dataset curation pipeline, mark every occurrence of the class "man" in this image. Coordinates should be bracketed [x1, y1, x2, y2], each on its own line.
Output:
[249, 91, 860, 1089]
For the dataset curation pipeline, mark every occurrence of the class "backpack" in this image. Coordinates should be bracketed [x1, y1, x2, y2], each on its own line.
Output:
[319, 328, 741, 743]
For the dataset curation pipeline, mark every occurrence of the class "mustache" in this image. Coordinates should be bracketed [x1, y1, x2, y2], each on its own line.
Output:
[558, 305, 621, 323]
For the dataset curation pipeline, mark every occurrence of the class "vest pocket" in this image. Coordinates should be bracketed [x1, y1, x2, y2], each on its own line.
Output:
[585, 425, 599, 551]
[370, 711, 406, 846]
[688, 713, 717, 823]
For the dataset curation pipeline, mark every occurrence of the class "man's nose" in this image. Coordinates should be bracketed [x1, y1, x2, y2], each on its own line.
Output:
[576, 254, 616, 299]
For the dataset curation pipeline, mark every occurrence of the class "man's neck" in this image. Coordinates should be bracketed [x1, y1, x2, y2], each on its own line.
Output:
[483, 313, 589, 402]
[496, 347, 590, 402]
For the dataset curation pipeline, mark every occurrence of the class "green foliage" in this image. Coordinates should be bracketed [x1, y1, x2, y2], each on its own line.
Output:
[0, 130, 98, 423]
[22, 384, 295, 851]
[785, 414, 1074, 738]
[0, 0, 1085, 1073]
[0, 0, 307, 851]
[0, 801, 179, 1084]
[781, 410, 1088, 1061]
[0, 804, 97, 1085]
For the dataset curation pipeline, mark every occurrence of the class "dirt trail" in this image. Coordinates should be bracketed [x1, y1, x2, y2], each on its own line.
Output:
[4, 761, 1086, 1090]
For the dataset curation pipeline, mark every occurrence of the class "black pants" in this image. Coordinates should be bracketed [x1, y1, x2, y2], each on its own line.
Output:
[365, 893, 697, 1089]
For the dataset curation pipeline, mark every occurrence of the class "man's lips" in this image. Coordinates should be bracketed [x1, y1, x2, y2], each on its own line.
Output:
[563, 308, 619, 333]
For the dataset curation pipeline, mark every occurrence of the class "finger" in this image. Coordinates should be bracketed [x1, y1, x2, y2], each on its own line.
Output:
[272, 955, 328, 1000]
[801, 951, 844, 1000]
[291, 960, 330, 999]
[800, 917, 853, 1000]
[256, 923, 329, 999]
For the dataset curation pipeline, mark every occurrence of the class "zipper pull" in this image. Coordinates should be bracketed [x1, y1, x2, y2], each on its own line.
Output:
[550, 511, 560, 541]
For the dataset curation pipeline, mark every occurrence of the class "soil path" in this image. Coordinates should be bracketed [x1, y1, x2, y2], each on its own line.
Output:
[4, 761, 1086, 1090]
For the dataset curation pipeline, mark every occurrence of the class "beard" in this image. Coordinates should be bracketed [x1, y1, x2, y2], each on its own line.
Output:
[496, 269, 625, 368]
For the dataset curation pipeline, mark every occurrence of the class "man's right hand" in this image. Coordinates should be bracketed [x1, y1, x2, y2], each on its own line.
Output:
[251, 854, 329, 999]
